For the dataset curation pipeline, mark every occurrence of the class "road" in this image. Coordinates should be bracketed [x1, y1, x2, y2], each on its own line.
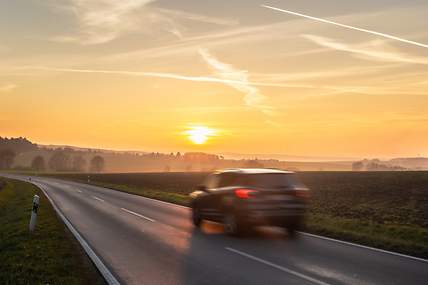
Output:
[2, 174, 427, 285]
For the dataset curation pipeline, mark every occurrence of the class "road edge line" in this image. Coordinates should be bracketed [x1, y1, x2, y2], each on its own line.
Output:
[136, 193, 428, 263]
[34, 182, 121, 285]
[118, 188, 428, 263]
[31, 176, 428, 263]
[297, 231, 428, 263]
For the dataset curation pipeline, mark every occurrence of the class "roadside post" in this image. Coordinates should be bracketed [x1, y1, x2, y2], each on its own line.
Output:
[29, 195, 40, 233]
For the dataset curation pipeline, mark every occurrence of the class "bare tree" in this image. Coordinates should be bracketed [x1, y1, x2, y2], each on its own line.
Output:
[48, 151, 70, 172]
[90, 155, 105, 172]
[352, 161, 364, 171]
[243, 159, 264, 168]
[31, 155, 46, 171]
[0, 149, 16, 169]
[72, 155, 87, 172]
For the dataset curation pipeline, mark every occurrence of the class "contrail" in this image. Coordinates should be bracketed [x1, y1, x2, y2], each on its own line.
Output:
[261, 5, 428, 49]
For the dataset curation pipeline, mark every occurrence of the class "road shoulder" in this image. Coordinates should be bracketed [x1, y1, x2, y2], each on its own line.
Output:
[0, 178, 106, 285]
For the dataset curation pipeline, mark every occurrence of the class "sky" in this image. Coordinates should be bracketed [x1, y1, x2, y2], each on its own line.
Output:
[1, 0, 428, 159]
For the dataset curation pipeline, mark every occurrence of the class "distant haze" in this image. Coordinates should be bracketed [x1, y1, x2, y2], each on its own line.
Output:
[40, 144, 358, 162]
[220, 152, 359, 162]
[2, 137, 427, 172]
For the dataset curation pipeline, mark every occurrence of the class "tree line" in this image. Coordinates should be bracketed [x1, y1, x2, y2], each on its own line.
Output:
[30, 152, 105, 172]
[352, 159, 406, 171]
[0, 149, 105, 172]
[0, 137, 106, 172]
[0, 137, 37, 153]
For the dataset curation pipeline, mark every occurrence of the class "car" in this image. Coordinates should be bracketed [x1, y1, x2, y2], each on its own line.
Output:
[189, 168, 309, 236]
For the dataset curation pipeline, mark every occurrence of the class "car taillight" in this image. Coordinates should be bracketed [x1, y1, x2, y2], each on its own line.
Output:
[235, 189, 257, 199]
[293, 190, 310, 199]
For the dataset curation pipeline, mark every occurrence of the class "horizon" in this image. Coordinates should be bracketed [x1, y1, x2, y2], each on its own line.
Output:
[1, 0, 428, 158]
[6, 135, 428, 162]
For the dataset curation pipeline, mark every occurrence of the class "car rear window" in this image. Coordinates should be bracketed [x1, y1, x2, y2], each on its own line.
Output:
[237, 173, 305, 189]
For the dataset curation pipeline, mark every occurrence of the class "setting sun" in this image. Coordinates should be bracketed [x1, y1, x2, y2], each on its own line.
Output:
[185, 126, 216, 145]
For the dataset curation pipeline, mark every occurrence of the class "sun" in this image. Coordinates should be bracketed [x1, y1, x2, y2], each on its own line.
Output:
[185, 126, 216, 145]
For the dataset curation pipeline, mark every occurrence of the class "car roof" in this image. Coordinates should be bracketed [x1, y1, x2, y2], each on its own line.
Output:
[215, 168, 295, 174]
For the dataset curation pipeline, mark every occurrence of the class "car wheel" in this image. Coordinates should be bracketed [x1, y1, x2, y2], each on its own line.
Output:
[286, 226, 297, 238]
[192, 206, 202, 228]
[224, 212, 244, 236]
[285, 223, 301, 238]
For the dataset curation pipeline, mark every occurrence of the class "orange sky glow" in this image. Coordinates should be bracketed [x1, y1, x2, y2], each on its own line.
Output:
[1, 0, 428, 159]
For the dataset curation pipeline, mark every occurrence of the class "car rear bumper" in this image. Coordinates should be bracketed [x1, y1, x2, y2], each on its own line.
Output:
[240, 206, 306, 226]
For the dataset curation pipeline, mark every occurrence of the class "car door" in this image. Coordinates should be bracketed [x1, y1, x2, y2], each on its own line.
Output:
[198, 173, 220, 220]
[208, 172, 238, 222]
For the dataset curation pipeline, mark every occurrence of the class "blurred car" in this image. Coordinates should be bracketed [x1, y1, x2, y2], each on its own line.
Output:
[189, 168, 309, 236]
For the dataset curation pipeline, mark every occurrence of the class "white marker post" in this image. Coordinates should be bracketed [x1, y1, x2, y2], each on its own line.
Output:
[29, 195, 40, 233]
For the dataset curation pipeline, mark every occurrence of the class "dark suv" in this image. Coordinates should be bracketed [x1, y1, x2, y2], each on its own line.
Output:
[189, 168, 309, 236]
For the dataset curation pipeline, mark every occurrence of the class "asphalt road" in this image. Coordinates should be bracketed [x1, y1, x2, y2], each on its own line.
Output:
[2, 174, 427, 285]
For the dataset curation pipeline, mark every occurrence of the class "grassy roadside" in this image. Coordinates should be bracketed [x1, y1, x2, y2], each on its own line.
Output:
[0, 178, 105, 285]
[48, 176, 428, 259]
[305, 214, 427, 257]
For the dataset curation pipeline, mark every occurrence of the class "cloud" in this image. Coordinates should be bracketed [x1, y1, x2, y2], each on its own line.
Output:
[251, 64, 397, 82]
[106, 20, 295, 61]
[17, 66, 311, 89]
[50, 1, 239, 44]
[155, 8, 238, 26]
[261, 5, 428, 49]
[21, 65, 417, 100]
[198, 48, 274, 115]
[303, 35, 428, 64]
[0, 84, 17, 93]
[20, 61, 422, 100]
[56, 0, 156, 44]
[19, 60, 275, 116]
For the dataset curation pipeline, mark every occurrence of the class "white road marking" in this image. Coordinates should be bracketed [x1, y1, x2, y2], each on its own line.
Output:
[297, 231, 428, 263]
[120, 194, 427, 263]
[77, 190, 83, 193]
[121, 207, 155, 222]
[92, 196, 105, 202]
[15, 175, 428, 263]
[32, 182, 120, 285]
[225, 247, 330, 285]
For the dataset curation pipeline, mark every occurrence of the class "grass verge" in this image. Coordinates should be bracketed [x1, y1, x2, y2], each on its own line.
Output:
[0, 178, 105, 285]
[305, 214, 428, 258]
